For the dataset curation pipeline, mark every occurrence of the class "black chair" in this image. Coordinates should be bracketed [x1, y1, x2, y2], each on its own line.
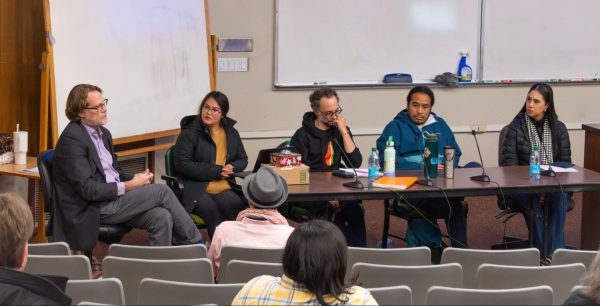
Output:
[37, 149, 131, 255]
[381, 198, 468, 247]
[160, 145, 206, 229]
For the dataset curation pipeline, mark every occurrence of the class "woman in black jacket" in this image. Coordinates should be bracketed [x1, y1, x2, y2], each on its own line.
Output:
[174, 91, 248, 238]
[501, 83, 571, 260]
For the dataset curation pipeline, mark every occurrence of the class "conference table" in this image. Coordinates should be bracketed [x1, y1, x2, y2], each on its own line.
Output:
[286, 166, 600, 254]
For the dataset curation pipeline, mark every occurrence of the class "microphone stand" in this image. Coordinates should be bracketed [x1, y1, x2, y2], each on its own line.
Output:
[470, 130, 491, 182]
[541, 152, 556, 177]
[332, 138, 364, 189]
[415, 136, 433, 186]
[541, 166, 556, 177]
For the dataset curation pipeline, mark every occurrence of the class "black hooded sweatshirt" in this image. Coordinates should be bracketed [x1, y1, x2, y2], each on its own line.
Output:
[291, 112, 362, 172]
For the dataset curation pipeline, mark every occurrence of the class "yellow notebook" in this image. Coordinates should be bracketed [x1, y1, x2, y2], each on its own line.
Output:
[373, 176, 418, 190]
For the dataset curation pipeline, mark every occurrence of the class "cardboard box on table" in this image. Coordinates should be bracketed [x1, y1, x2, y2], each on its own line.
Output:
[261, 164, 310, 185]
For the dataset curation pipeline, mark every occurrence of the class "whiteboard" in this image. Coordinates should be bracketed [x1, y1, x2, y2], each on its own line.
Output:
[275, 0, 481, 86]
[481, 0, 600, 81]
[50, 0, 211, 138]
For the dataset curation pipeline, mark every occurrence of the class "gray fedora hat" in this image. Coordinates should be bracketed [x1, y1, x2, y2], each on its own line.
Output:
[242, 167, 288, 208]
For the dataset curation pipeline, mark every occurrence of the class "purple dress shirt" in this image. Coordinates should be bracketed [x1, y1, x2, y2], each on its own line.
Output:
[83, 124, 125, 196]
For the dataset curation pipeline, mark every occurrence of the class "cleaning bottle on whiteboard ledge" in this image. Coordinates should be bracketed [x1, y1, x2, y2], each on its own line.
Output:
[457, 49, 472, 83]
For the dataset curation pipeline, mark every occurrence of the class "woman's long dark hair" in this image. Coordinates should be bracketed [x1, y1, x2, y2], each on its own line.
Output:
[519, 83, 561, 149]
[282, 220, 354, 305]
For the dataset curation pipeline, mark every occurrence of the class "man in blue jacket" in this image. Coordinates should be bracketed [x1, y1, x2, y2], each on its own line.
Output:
[376, 85, 468, 251]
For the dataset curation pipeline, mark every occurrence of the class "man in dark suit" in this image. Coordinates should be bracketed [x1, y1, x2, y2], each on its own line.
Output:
[52, 84, 202, 253]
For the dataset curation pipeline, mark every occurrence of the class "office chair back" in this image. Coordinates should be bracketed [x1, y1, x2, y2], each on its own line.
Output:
[347, 246, 430, 278]
[38, 149, 130, 247]
[219, 246, 284, 281]
[66, 278, 125, 305]
[108, 243, 207, 259]
[367, 285, 412, 306]
[162, 145, 206, 228]
[476, 263, 586, 305]
[552, 248, 597, 270]
[25, 254, 92, 280]
[138, 278, 244, 305]
[28, 242, 71, 255]
[441, 247, 540, 288]
[351, 262, 462, 305]
[426, 285, 553, 305]
[221, 260, 284, 284]
[102, 256, 214, 305]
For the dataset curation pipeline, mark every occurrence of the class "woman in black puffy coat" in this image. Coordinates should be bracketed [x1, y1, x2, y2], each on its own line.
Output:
[501, 83, 571, 260]
[174, 91, 248, 238]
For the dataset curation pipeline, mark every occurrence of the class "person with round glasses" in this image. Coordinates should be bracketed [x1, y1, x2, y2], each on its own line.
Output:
[290, 87, 367, 247]
[174, 91, 248, 238]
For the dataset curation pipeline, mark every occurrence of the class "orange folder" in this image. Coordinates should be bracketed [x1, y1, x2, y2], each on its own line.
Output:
[373, 176, 418, 190]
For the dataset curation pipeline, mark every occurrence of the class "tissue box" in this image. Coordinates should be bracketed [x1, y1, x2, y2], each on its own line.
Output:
[261, 164, 310, 185]
[270, 152, 302, 167]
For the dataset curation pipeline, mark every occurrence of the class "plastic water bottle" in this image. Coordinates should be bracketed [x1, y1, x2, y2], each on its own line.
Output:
[383, 136, 396, 177]
[530, 145, 541, 184]
[368, 147, 380, 185]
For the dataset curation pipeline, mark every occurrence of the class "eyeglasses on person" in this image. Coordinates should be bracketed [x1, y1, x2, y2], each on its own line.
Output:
[318, 106, 342, 118]
[202, 104, 222, 114]
[85, 99, 108, 111]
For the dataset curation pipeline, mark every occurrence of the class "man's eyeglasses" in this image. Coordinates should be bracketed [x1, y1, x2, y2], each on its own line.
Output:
[318, 106, 342, 118]
[202, 104, 222, 114]
[85, 99, 108, 111]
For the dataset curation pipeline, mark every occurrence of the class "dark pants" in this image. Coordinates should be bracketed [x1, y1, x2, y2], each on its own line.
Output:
[191, 189, 247, 238]
[99, 184, 202, 246]
[408, 197, 468, 248]
[513, 192, 567, 257]
[295, 200, 367, 247]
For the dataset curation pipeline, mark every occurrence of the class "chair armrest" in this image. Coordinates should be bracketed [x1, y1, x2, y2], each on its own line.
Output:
[160, 174, 184, 199]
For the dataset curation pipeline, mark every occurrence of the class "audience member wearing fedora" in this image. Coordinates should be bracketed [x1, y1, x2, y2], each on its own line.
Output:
[208, 167, 295, 280]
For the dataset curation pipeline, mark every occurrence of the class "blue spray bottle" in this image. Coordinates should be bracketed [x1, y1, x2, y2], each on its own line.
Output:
[457, 49, 472, 82]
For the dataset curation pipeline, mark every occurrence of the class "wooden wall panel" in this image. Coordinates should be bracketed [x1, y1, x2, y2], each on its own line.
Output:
[0, 0, 45, 155]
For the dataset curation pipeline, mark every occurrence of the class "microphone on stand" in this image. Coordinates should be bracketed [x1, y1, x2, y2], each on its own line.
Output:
[541, 151, 556, 177]
[332, 138, 364, 189]
[541, 166, 556, 177]
[415, 136, 434, 186]
[470, 130, 491, 182]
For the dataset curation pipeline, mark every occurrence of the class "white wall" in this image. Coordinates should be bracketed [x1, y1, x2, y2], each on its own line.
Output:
[202, 0, 596, 171]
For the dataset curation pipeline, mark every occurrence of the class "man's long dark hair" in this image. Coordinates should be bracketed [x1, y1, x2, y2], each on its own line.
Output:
[282, 219, 355, 305]
[519, 83, 561, 150]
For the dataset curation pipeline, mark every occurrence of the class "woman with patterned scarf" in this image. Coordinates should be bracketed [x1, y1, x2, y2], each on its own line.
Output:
[501, 83, 571, 262]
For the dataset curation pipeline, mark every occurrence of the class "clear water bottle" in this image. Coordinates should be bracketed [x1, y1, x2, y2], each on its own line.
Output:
[368, 147, 380, 185]
[530, 145, 541, 184]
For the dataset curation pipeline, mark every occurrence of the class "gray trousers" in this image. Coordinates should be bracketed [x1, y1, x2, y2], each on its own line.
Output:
[99, 184, 202, 246]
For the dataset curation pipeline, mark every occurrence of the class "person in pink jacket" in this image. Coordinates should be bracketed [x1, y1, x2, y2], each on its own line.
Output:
[208, 167, 295, 281]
